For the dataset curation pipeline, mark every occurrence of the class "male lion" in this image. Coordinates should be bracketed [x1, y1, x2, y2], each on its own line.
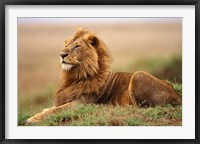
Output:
[26, 28, 181, 124]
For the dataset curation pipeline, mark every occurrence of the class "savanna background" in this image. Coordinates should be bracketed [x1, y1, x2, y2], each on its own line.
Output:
[18, 18, 182, 126]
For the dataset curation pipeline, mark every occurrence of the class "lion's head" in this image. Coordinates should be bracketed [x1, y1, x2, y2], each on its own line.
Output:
[59, 28, 112, 79]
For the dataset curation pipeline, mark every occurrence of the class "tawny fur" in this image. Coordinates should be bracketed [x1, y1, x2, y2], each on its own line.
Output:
[26, 28, 181, 124]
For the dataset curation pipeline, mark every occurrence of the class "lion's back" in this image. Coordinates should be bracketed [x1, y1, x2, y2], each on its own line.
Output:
[97, 72, 134, 105]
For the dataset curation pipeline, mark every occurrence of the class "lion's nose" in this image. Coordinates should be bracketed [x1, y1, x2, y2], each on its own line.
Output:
[59, 53, 68, 59]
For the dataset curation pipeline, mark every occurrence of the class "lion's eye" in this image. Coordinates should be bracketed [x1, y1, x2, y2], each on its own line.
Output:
[73, 45, 79, 50]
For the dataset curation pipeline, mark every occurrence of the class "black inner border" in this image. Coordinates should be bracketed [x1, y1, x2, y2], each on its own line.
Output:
[1, 0, 200, 144]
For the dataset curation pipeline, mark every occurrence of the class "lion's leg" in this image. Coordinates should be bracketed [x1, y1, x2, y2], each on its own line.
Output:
[129, 71, 181, 107]
[26, 100, 80, 125]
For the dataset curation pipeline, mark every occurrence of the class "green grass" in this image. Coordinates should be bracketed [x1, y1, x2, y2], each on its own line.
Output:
[19, 104, 182, 126]
[18, 83, 182, 126]
[18, 112, 32, 126]
[173, 83, 182, 97]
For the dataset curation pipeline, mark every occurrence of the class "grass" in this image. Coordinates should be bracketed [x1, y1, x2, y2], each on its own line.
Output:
[18, 85, 55, 115]
[19, 104, 182, 126]
[18, 83, 182, 126]
[173, 83, 182, 97]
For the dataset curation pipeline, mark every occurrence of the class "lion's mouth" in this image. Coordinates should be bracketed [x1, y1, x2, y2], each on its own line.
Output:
[62, 61, 74, 65]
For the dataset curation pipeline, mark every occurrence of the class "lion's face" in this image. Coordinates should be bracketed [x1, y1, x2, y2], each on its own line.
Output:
[60, 39, 85, 71]
[59, 28, 111, 79]
[60, 35, 99, 72]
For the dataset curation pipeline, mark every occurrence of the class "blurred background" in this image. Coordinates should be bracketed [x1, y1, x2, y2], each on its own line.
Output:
[18, 18, 182, 114]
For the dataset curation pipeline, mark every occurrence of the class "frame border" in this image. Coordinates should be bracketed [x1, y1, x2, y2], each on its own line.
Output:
[1, 0, 199, 144]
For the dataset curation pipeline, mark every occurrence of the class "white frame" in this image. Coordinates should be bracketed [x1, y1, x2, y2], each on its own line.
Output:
[5, 5, 195, 139]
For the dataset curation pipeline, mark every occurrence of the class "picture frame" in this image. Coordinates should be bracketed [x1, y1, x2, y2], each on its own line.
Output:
[1, 0, 199, 143]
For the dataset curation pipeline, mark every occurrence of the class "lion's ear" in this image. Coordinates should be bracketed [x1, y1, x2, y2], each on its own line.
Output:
[87, 35, 99, 48]
[64, 40, 69, 45]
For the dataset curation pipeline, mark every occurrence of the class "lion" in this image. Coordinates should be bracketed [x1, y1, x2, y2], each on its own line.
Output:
[26, 28, 181, 124]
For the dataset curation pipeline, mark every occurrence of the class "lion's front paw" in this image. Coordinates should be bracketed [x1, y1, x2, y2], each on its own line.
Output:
[26, 116, 42, 125]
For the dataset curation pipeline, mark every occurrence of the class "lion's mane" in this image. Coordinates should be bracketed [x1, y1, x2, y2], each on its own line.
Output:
[54, 28, 113, 106]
